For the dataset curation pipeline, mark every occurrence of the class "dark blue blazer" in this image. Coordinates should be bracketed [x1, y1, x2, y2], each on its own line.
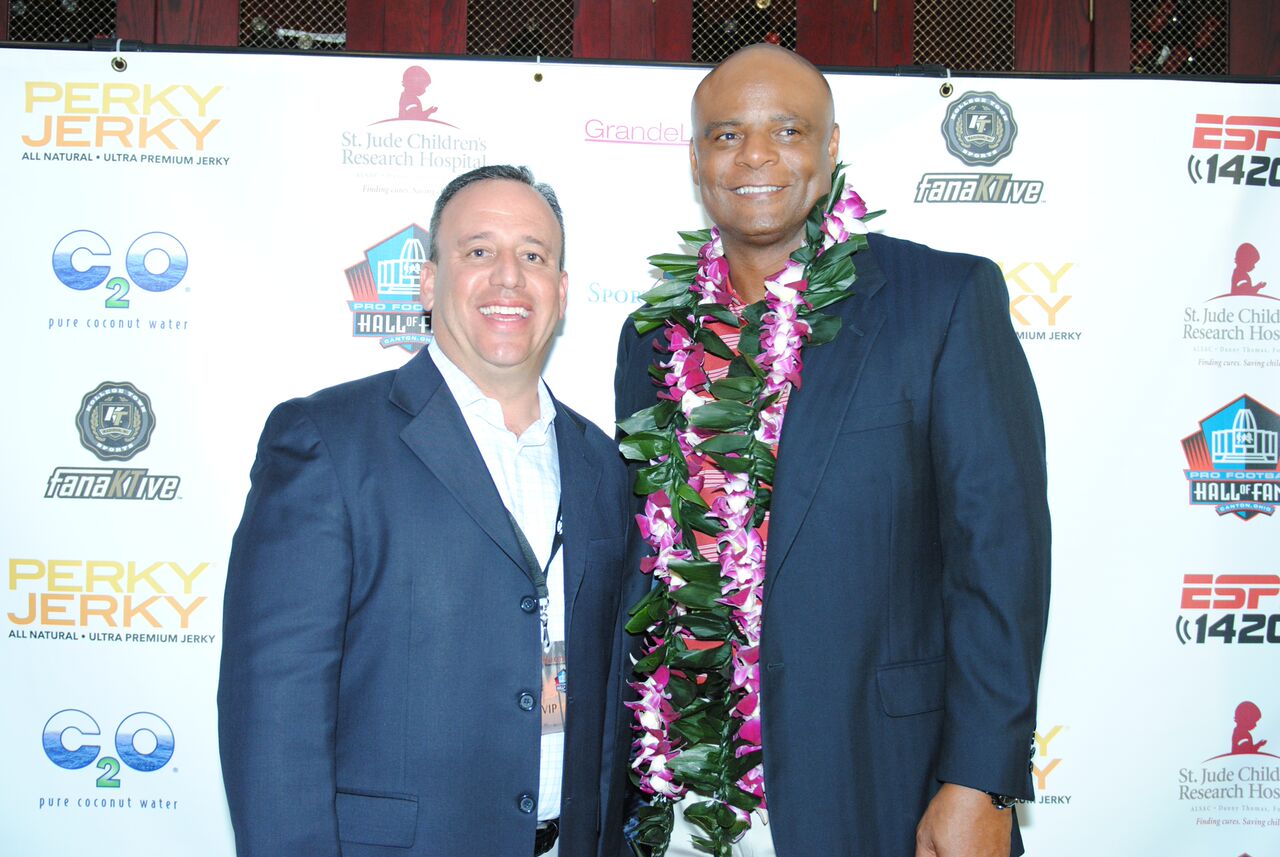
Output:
[614, 234, 1051, 857]
[219, 349, 644, 857]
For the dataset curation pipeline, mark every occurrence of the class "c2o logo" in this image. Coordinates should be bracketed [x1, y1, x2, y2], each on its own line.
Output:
[43, 709, 175, 788]
[52, 230, 189, 309]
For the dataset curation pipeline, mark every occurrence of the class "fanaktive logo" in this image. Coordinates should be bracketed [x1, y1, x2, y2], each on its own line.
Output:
[41, 709, 181, 810]
[1187, 113, 1280, 189]
[340, 65, 485, 175]
[44, 382, 181, 501]
[916, 91, 1044, 205]
[1177, 574, 1280, 645]
[19, 80, 226, 164]
[941, 91, 1018, 166]
[7, 559, 213, 639]
[1181, 396, 1280, 520]
[1033, 724, 1071, 805]
[1177, 700, 1280, 824]
[998, 261, 1080, 342]
[346, 225, 432, 353]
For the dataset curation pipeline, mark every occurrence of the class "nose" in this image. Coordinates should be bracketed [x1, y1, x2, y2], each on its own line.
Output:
[489, 247, 525, 289]
[736, 132, 778, 169]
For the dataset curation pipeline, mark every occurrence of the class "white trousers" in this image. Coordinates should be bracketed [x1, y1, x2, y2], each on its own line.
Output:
[664, 800, 777, 857]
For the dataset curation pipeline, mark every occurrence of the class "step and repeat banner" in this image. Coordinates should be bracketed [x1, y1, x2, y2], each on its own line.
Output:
[0, 46, 1276, 856]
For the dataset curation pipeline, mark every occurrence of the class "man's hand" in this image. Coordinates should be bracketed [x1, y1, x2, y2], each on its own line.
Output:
[915, 783, 1013, 857]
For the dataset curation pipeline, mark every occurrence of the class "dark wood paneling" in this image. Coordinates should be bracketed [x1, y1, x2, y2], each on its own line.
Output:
[116, 0, 157, 41]
[797, 0, 833, 65]
[428, 0, 466, 53]
[574, 0, 611, 59]
[1231, 0, 1280, 75]
[875, 0, 912, 66]
[655, 0, 692, 62]
[156, 0, 238, 45]
[345, 0, 386, 52]
[1092, 0, 1130, 72]
[1015, 0, 1090, 71]
[378, 0, 430, 53]
[1, 4, 8, 40]
[611, 0, 655, 59]
[825, 0, 875, 66]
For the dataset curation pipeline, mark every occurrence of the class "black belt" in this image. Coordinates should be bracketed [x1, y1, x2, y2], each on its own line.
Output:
[534, 818, 559, 855]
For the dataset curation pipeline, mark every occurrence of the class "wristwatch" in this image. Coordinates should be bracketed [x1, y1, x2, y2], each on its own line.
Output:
[985, 792, 1022, 810]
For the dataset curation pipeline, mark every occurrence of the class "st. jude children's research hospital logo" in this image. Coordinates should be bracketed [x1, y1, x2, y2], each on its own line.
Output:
[1181, 396, 1280, 520]
[346, 225, 432, 353]
[916, 91, 1044, 205]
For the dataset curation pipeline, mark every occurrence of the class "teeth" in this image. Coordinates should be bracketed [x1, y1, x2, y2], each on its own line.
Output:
[734, 185, 783, 195]
[480, 305, 529, 318]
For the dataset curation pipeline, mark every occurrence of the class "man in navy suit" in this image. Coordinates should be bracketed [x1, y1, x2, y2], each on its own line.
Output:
[219, 165, 642, 857]
[614, 46, 1050, 856]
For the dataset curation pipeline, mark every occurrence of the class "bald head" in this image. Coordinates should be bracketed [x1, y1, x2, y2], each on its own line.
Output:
[693, 44, 834, 133]
[687, 44, 840, 269]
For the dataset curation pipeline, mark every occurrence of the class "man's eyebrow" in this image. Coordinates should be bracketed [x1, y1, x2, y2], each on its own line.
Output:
[456, 232, 553, 250]
[701, 115, 812, 137]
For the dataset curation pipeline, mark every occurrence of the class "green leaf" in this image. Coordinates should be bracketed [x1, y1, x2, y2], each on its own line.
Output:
[640, 277, 698, 303]
[619, 430, 673, 462]
[805, 313, 843, 346]
[625, 588, 669, 635]
[698, 304, 740, 327]
[668, 641, 730, 671]
[675, 613, 734, 638]
[633, 643, 667, 673]
[704, 451, 753, 474]
[706, 377, 761, 404]
[678, 229, 714, 245]
[694, 326, 734, 360]
[863, 208, 886, 223]
[618, 400, 680, 436]
[648, 253, 700, 269]
[669, 710, 722, 745]
[668, 580, 725, 610]
[634, 461, 673, 496]
[687, 509, 726, 538]
[667, 558, 723, 584]
[673, 480, 710, 511]
[695, 431, 753, 453]
[667, 743, 723, 776]
[728, 749, 763, 781]
[688, 400, 754, 432]
[806, 287, 854, 312]
[666, 673, 697, 708]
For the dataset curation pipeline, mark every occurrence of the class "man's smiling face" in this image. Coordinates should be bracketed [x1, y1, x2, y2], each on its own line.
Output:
[689, 45, 840, 257]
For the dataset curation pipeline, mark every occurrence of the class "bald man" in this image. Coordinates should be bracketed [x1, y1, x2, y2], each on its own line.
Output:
[614, 45, 1050, 857]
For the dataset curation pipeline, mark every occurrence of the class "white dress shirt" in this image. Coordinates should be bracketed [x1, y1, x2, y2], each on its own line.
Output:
[428, 342, 565, 822]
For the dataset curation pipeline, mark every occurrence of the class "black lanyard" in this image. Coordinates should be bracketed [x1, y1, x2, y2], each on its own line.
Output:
[505, 503, 563, 653]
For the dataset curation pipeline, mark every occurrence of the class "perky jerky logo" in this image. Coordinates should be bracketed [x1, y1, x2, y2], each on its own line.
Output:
[19, 81, 225, 164]
[1177, 574, 1280, 646]
[346, 225, 432, 353]
[1186, 113, 1280, 190]
[46, 382, 180, 501]
[999, 261, 1081, 342]
[1181, 396, 1280, 520]
[916, 91, 1044, 205]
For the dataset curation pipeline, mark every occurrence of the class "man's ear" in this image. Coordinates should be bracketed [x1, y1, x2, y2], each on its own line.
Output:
[828, 123, 841, 169]
[420, 260, 436, 311]
[689, 140, 700, 188]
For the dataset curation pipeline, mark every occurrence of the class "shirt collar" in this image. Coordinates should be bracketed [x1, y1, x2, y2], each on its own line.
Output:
[427, 341, 557, 442]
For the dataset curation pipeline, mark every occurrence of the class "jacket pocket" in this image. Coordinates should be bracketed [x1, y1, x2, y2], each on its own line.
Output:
[336, 789, 417, 848]
[876, 656, 945, 717]
[839, 399, 913, 435]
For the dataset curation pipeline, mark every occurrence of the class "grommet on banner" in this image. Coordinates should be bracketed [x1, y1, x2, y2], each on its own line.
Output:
[111, 39, 127, 72]
[939, 68, 953, 99]
[534, 54, 543, 83]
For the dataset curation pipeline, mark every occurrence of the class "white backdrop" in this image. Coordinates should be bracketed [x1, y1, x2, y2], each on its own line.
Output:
[1, 46, 1278, 856]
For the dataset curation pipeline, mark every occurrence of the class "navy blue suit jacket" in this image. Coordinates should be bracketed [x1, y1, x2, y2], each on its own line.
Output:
[219, 349, 644, 857]
[614, 234, 1051, 856]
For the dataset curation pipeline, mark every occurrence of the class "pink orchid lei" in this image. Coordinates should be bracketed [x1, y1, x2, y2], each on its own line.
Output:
[619, 166, 880, 857]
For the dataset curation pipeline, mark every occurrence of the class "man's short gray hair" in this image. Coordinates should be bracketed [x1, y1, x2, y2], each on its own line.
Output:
[427, 164, 566, 270]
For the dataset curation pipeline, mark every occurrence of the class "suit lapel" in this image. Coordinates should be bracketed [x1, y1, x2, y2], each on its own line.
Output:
[763, 245, 889, 601]
[390, 350, 530, 580]
[553, 401, 599, 644]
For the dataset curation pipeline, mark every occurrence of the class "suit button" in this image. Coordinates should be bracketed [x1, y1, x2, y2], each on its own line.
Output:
[518, 691, 536, 711]
[518, 793, 536, 813]
[520, 596, 537, 613]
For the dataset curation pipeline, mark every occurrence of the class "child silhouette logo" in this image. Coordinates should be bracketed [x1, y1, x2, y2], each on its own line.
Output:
[1205, 700, 1278, 761]
[1210, 243, 1277, 301]
[372, 66, 458, 128]
[1231, 701, 1269, 755]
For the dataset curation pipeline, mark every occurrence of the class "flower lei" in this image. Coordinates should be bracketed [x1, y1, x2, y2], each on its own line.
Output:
[619, 166, 881, 857]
